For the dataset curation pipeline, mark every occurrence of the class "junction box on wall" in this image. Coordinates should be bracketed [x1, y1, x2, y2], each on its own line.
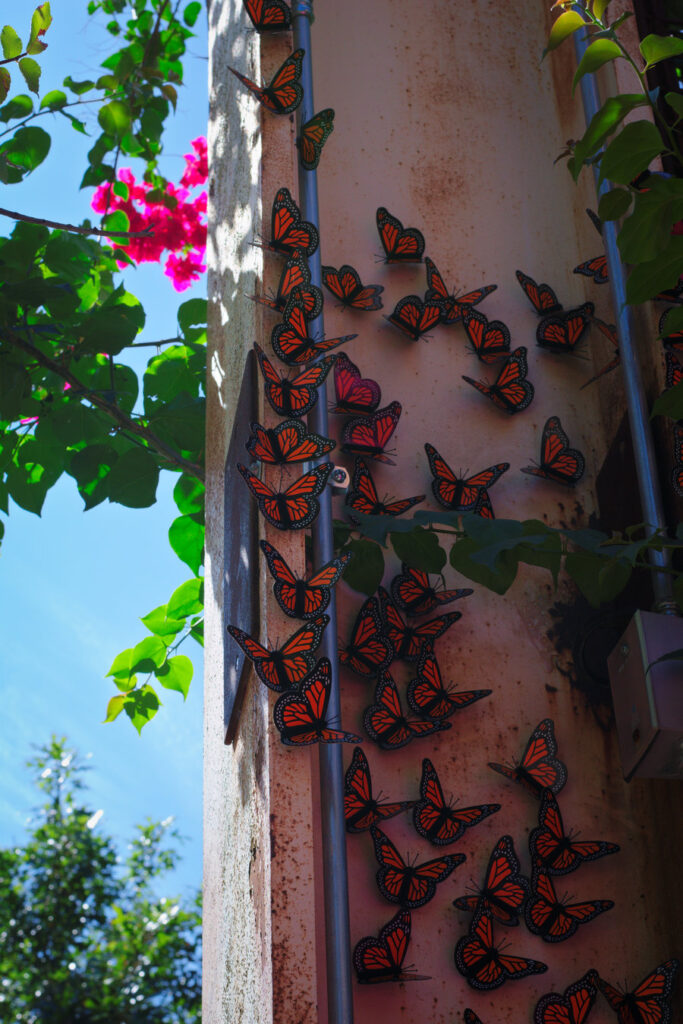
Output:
[607, 610, 683, 781]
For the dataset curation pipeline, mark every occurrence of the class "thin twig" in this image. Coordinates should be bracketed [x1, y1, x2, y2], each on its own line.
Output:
[128, 337, 183, 347]
[0, 96, 111, 140]
[0, 206, 154, 239]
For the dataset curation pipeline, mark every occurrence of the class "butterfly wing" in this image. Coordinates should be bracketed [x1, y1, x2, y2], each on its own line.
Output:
[425, 443, 509, 512]
[597, 961, 680, 1024]
[332, 354, 381, 413]
[536, 304, 594, 353]
[261, 47, 304, 113]
[339, 596, 393, 677]
[245, 419, 335, 464]
[386, 295, 443, 340]
[256, 343, 329, 417]
[521, 416, 585, 485]
[269, 187, 319, 256]
[462, 347, 534, 414]
[376, 207, 425, 263]
[534, 972, 598, 1024]
[261, 540, 350, 619]
[226, 614, 328, 692]
[407, 648, 491, 720]
[463, 309, 511, 363]
[516, 269, 563, 314]
[341, 401, 402, 465]
[371, 825, 461, 908]
[238, 462, 332, 530]
[454, 835, 530, 925]
[391, 564, 473, 617]
[346, 458, 424, 519]
[489, 718, 567, 797]
[354, 910, 430, 983]
[344, 747, 415, 833]
[455, 909, 547, 990]
[573, 254, 608, 284]
[525, 870, 613, 942]
[297, 108, 335, 171]
[364, 672, 451, 750]
[243, 0, 291, 31]
[529, 791, 620, 875]
[414, 758, 500, 846]
[273, 659, 362, 745]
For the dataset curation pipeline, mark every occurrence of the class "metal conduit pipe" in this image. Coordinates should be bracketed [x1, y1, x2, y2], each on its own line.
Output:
[573, 29, 678, 613]
[292, 2, 355, 1021]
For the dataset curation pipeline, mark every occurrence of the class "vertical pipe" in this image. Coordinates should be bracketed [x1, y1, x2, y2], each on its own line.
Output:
[291, 4, 355, 1022]
[573, 30, 677, 613]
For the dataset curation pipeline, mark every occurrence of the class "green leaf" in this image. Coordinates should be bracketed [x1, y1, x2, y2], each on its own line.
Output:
[0, 124, 50, 179]
[341, 539, 384, 595]
[659, 305, 683, 339]
[665, 91, 683, 121]
[625, 235, 683, 304]
[618, 179, 683, 264]
[97, 99, 131, 137]
[141, 603, 185, 639]
[640, 33, 683, 70]
[168, 514, 204, 575]
[390, 527, 446, 573]
[0, 68, 11, 104]
[597, 187, 632, 221]
[112, 180, 129, 200]
[178, 298, 207, 336]
[565, 551, 632, 606]
[144, 347, 199, 408]
[183, 1, 202, 26]
[0, 93, 32, 121]
[107, 646, 135, 681]
[572, 39, 622, 94]
[167, 577, 203, 618]
[39, 88, 66, 110]
[63, 75, 94, 95]
[27, 3, 51, 54]
[80, 303, 143, 355]
[102, 209, 130, 234]
[103, 694, 126, 723]
[449, 536, 518, 595]
[106, 448, 160, 508]
[571, 94, 648, 179]
[123, 685, 160, 733]
[599, 121, 663, 185]
[544, 11, 587, 56]
[593, 0, 610, 20]
[155, 655, 193, 699]
[173, 473, 204, 514]
[1, 25, 22, 59]
[652, 379, 683, 420]
[18, 56, 41, 94]
[68, 443, 118, 510]
[130, 636, 168, 673]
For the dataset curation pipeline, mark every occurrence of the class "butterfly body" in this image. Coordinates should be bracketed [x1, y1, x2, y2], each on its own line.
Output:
[346, 459, 424, 520]
[488, 718, 567, 798]
[271, 297, 356, 365]
[341, 401, 402, 465]
[414, 758, 500, 846]
[453, 834, 530, 926]
[237, 462, 331, 530]
[273, 658, 362, 745]
[391, 563, 473, 617]
[255, 343, 334, 418]
[331, 354, 381, 413]
[385, 295, 444, 340]
[536, 303, 594, 353]
[339, 596, 393, 678]
[407, 648, 491, 721]
[376, 207, 425, 263]
[344, 747, 415, 833]
[377, 586, 461, 662]
[245, 420, 335, 465]
[521, 416, 585, 486]
[462, 347, 534, 414]
[229, 48, 304, 114]
[227, 615, 329, 692]
[297, 108, 335, 170]
[534, 972, 599, 1024]
[364, 671, 451, 750]
[529, 791, 620, 875]
[425, 257, 497, 325]
[425, 442, 509, 514]
[262, 187, 319, 257]
[322, 264, 384, 311]
[260, 541, 350, 619]
[370, 825, 463, 908]
[595, 959, 680, 1024]
[353, 910, 431, 983]
[455, 908, 548, 990]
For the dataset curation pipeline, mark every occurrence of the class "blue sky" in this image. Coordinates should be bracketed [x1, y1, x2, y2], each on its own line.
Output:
[0, 1, 208, 897]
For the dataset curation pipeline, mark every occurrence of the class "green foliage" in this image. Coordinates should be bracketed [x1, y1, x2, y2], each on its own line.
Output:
[0, 737, 201, 1021]
[0, 5, 52, 103]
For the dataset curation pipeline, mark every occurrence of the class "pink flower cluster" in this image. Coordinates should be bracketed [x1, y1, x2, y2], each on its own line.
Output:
[91, 137, 208, 292]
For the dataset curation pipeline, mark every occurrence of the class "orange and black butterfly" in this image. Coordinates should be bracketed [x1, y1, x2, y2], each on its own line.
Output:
[376, 207, 425, 263]
[271, 296, 356, 365]
[370, 824, 463, 908]
[455, 907, 547, 990]
[534, 972, 599, 1024]
[488, 719, 567, 798]
[229, 48, 304, 114]
[525, 870, 613, 943]
[462, 309, 511, 363]
[243, 0, 291, 31]
[672, 424, 683, 498]
[331, 354, 381, 413]
[255, 343, 334, 418]
[425, 257, 497, 325]
[297, 108, 334, 170]
[246, 419, 335, 465]
[536, 303, 594, 353]
[250, 252, 322, 319]
[341, 401, 402, 465]
[574, 253, 609, 284]
[385, 295, 444, 341]
[261, 187, 319, 257]
[273, 658, 362, 745]
[580, 317, 619, 389]
[407, 647, 491, 721]
[453, 835, 530, 926]
[227, 614, 328, 692]
[516, 270, 563, 315]
[425, 442, 509, 515]
[322, 265, 384, 312]
[529, 790, 620, 876]
[391, 563, 473, 618]
[339, 596, 393, 678]
[346, 458, 424, 520]
[364, 671, 451, 750]
[594, 960, 680, 1024]
[237, 461, 331, 530]
[660, 308, 683, 352]
[344, 747, 416, 834]
[462, 347, 534, 414]
[377, 586, 462, 663]
[260, 540, 351, 620]
[353, 910, 430, 983]
[521, 416, 585, 486]
[413, 758, 500, 847]
[665, 351, 683, 389]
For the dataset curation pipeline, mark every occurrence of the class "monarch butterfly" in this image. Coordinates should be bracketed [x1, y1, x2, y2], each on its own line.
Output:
[237, 461, 331, 530]
[407, 647, 491, 721]
[260, 540, 351, 620]
[534, 972, 599, 1024]
[462, 347, 534, 414]
[377, 586, 462, 663]
[296, 108, 335, 170]
[529, 790, 620, 876]
[321, 265, 384, 312]
[524, 870, 613, 943]
[228, 48, 304, 115]
[594, 960, 680, 1024]
[488, 719, 567, 798]
[245, 419, 335, 465]
[250, 252, 323, 319]
[370, 824, 463, 908]
[425, 257, 497, 325]
[390, 563, 473, 618]
[255, 343, 334, 418]
[353, 910, 431, 983]
[376, 207, 425, 263]
[341, 401, 402, 465]
[344, 746, 416, 833]
[521, 416, 585, 486]
[242, 0, 291, 31]
[385, 295, 444, 341]
[226, 614, 329, 692]
[260, 187, 319, 257]
[364, 671, 451, 750]
[271, 297, 357, 366]
[462, 309, 511, 363]
[536, 304, 594, 353]
[580, 317, 619, 390]
[516, 269, 563, 315]
[413, 758, 500, 846]
[665, 350, 683, 389]
[331, 354, 381, 414]
[453, 835, 530, 926]
[574, 253, 609, 284]
[346, 458, 425, 520]
[455, 908, 548, 990]
[339, 596, 393, 678]
[425, 442, 509, 515]
[672, 424, 683, 498]
[273, 658, 363, 746]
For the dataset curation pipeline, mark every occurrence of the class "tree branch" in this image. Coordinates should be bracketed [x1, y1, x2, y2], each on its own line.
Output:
[6, 330, 204, 482]
[0, 206, 154, 239]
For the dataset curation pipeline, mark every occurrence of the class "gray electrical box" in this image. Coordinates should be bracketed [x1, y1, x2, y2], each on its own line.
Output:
[606, 610, 683, 781]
